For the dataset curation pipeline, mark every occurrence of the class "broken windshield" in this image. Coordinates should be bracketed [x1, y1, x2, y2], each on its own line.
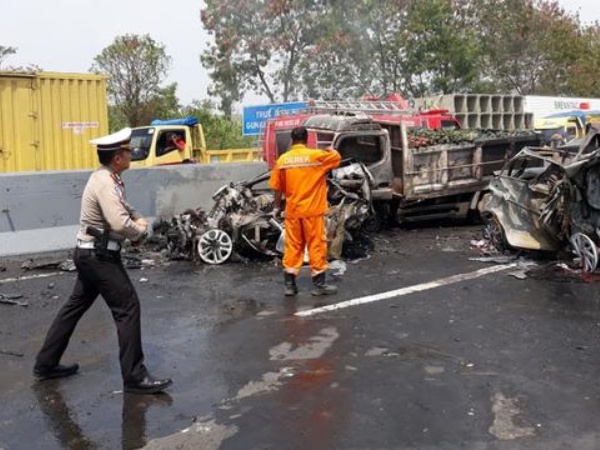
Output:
[130, 128, 154, 161]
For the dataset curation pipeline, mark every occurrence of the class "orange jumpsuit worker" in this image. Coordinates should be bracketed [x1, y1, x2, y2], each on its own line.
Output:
[269, 126, 341, 296]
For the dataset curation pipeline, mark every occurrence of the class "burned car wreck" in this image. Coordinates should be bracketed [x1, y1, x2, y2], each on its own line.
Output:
[150, 161, 375, 264]
[479, 127, 600, 272]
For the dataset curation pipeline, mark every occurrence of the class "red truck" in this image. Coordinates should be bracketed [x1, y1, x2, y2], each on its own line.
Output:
[260, 98, 540, 225]
[261, 96, 461, 167]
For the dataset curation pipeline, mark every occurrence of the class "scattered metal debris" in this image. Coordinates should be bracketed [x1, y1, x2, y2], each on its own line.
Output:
[328, 260, 347, 276]
[469, 255, 518, 264]
[21, 259, 75, 272]
[0, 348, 24, 357]
[0, 294, 28, 307]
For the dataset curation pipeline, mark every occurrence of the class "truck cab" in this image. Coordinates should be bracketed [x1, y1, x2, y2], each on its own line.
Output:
[264, 112, 541, 223]
[534, 110, 588, 145]
[129, 117, 206, 168]
[261, 98, 460, 167]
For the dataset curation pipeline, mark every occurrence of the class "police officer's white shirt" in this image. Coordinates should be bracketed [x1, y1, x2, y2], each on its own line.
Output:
[76, 166, 146, 243]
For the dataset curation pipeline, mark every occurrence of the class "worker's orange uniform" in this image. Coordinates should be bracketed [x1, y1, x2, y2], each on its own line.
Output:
[269, 143, 341, 275]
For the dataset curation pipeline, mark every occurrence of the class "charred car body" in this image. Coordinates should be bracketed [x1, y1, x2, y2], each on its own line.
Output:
[152, 161, 374, 264]
[479, 128, 600, 271]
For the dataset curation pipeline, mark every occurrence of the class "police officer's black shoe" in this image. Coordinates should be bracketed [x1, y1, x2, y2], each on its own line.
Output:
[33, 363, 79, 381]
[124, 375, 173, 395]
[284, 272, 298, 296]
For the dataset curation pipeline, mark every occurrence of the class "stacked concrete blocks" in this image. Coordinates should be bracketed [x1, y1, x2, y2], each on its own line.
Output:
[416, 94, 533, 130]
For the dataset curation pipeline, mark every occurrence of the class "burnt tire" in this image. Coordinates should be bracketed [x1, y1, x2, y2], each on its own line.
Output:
[482, 214, 509, 252]
[363, 213, 383, 233]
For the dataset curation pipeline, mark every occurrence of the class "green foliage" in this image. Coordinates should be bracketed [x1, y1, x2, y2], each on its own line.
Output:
[0, 46, 41, 72]
[91, 34, 176, 128]
[201, 0, 600, 106]
[182, 100, 255, 149]
[408, 127, 539, 146]
[403, 0, 482, 95]
[567, 24, 600, 97]
[474, 0, 582, 95]
[0, 45, 16, 68]
[201, 0, 325, 105]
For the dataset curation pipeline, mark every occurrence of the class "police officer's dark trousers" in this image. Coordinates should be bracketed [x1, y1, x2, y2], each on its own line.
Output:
[35, 247, 147, 384]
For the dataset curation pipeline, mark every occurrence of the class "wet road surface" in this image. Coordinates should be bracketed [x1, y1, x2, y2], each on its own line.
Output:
[2, 224, 600, 449]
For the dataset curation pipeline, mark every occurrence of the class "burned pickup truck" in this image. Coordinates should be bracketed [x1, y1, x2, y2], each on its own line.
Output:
[479, 128, 600, 272]
[274, 114, 541, 225]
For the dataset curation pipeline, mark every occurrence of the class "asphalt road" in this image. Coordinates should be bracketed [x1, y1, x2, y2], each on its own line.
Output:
[1, 224, 600, 450]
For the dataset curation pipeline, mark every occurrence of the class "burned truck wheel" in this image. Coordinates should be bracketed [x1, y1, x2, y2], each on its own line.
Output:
[570, 232, 598, 273]
[482, 214, 509, 252]
[197, 229, 233, 264]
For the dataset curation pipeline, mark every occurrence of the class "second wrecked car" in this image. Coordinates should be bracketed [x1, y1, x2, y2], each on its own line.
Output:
[479, 128, 600, 271]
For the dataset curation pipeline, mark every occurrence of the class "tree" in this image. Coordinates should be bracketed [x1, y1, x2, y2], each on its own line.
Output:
[182, 100, 255, 150]
[91, 34, 175, 127]
[299, 0, 412, 99]
[474, 0, 581, 95]
[200, 0, 595, 104]
[200, 38, 244, 118]
[201, 0, 323, 108]
[402, 0, 482, 96]
[0, 45, 16, 69]
[566, 23, 600, 97]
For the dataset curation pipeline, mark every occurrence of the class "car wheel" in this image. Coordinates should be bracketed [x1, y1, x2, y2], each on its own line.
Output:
[197, 229, 233, 264]
[483, 214, 509, 252]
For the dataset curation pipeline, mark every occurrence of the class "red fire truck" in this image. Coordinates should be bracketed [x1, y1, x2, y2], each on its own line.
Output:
[261, 97, 461, 167]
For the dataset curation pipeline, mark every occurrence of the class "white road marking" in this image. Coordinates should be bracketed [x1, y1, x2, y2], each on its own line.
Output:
[295, 263, 517, 317]
[0, 272, 65, 285]
[269, 326, 339, 360]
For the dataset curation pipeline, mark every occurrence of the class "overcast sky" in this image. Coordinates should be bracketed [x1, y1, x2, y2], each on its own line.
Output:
[1, 0, 599, 107]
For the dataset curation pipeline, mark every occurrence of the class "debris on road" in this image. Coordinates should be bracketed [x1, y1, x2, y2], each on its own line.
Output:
[328, 260, 347, 276]
[0, 293, 28, 307]
[21, 259, 75, 272]
[0, 348, 24, 357]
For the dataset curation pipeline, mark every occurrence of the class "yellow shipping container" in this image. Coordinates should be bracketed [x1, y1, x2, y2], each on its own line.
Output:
[0, 71, 108, 172]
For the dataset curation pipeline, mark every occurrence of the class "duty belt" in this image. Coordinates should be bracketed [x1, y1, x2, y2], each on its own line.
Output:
[77, 239, 122, 252]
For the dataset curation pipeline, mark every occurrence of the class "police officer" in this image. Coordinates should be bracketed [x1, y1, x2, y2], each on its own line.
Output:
[33, 128, 172, 394]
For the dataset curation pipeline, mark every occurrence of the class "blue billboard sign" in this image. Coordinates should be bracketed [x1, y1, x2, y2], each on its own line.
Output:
[242, 101, 308, 136]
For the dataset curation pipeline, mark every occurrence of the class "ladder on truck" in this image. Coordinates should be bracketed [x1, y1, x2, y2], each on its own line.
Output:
[307, 99, 413, 116]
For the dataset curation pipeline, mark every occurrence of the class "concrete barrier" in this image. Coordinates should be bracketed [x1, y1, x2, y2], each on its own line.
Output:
[524, 113, 534, 129]
[0, 162, 268, 256]
[503, 113, 515, 131]
[502, 96, 514, 114]
[491, 95, 503, 113]
[480, 113, 492, 129]
[492, 113, 503, 130]
[513, 96, 524, 113]
[479, 95, 491, 113]
[467, 113, 480, 129]
[467, 95, 479, 113]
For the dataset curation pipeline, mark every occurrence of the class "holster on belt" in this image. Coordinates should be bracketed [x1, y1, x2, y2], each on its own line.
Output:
[86, 226, 110, 259]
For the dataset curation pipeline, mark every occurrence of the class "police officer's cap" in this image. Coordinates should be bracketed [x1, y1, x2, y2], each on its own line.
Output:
[90, 128, 132, 152]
